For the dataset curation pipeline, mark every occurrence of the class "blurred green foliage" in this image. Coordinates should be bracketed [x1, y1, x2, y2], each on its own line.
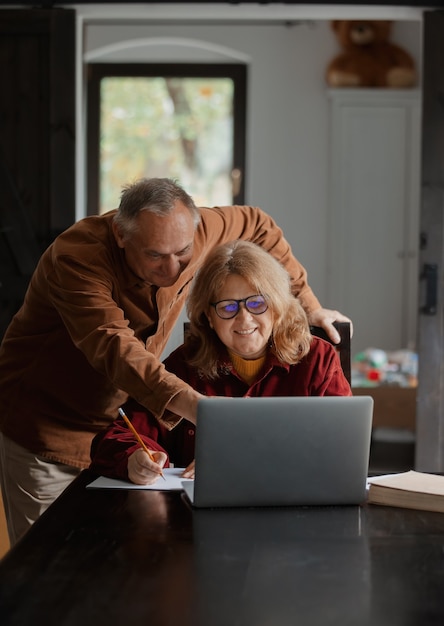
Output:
[100, 76, 234, 212]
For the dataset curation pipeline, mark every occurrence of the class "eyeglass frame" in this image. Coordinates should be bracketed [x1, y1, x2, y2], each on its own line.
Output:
[209, 294, 269, 320]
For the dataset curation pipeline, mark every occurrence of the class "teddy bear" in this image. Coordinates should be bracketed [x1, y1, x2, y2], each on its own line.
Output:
[326, 20, 416, 88]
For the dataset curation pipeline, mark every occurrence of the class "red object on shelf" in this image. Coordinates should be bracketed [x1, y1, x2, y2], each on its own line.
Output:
[367, 369, 382, 382]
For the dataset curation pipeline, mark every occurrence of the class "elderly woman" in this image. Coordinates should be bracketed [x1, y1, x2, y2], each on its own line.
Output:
[90, 240, 351, 484]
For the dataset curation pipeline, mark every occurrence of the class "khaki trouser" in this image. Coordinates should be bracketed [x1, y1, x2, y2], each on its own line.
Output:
[0, 433, 81, 546]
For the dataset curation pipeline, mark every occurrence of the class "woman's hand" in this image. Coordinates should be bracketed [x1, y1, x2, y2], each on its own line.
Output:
[182, 460, 195, 479]
[127, 448, 167, 485]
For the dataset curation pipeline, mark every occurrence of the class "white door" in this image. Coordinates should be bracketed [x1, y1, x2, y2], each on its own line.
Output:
[328, 88, 421, 355]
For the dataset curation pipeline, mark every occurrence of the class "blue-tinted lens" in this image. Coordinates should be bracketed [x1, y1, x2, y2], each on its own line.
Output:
[245, 296, 267, 313]
[218, 301, 239, 316]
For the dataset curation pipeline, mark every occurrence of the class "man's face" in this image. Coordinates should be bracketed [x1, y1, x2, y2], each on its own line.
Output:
[113, 201, 196, 287]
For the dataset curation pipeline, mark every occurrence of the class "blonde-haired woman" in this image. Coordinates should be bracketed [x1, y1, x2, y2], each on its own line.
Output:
[90, 240, 351, 484]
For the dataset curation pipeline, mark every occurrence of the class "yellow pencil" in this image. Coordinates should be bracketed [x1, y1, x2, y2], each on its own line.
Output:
[118, 407, 166, 480]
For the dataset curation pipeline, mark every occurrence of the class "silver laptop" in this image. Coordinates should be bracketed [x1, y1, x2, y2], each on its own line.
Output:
[182, 395, 373, 508]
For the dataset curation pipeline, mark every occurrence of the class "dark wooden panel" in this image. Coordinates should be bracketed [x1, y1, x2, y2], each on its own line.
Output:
[0, 9, 75, 339]
[0, 0, 441, 6]
[415, 12, 444, 472]
[49, 8, 76, 234]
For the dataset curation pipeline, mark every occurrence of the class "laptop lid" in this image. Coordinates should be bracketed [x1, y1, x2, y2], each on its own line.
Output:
[183, 395, 373, 508]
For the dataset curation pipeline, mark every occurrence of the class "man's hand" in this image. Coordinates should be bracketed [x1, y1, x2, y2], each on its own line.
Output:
[127, 448, 167, 485]
[307, 307, 353, 345]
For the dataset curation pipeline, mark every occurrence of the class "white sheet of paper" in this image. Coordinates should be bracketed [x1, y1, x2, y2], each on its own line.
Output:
[87, 467, 191, 491]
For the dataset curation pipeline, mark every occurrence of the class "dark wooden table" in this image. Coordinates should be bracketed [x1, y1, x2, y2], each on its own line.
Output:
[1, 469, 444, 626]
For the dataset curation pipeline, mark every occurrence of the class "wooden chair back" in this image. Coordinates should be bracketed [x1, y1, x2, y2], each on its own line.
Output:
[310, 321, 351, 385]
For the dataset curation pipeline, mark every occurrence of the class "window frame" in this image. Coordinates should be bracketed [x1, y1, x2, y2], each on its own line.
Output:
[86, 62, 247, 215]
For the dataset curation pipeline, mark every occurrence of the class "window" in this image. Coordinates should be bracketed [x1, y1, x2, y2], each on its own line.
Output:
[87, 63, 247, 214]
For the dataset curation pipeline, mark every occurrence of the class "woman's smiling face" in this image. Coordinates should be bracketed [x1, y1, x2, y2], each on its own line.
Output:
[207, 274, 274, 360]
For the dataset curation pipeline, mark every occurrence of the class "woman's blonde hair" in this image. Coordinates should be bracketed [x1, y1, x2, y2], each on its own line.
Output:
[186, 240, 312, 379]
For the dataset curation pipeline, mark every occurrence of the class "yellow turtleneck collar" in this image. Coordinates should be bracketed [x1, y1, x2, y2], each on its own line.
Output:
[228, 350, 267, 385]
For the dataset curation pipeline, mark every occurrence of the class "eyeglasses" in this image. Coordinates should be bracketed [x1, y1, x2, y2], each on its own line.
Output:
[210, 295, 268, 320]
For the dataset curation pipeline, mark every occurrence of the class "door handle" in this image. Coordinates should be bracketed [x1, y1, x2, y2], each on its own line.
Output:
[420, 263, 438, 315]
[231, 168, 242, 198]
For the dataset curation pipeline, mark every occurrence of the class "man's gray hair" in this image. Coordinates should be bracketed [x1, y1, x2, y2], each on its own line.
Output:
[114, 177, 201, 237]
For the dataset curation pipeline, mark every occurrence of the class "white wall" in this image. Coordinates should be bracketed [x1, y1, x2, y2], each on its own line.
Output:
[83, 16, 421, 306]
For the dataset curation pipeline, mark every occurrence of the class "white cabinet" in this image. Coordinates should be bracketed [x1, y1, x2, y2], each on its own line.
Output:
[327, 89, 421, 354]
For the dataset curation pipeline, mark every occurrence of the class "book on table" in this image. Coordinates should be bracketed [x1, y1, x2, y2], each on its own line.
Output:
[367, 470, 444, 512]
